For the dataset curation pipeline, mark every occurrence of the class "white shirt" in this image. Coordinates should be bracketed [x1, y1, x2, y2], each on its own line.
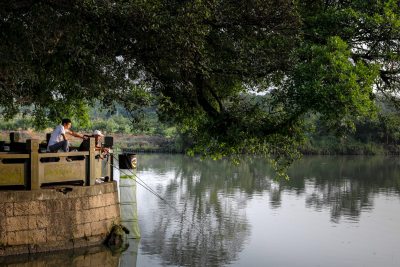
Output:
[47, 125, 66, 148]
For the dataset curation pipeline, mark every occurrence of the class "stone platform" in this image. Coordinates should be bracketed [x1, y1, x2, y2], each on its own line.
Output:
[0, 182, 120, 256]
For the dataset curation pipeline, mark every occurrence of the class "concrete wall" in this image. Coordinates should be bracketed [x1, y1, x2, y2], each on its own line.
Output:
[0, 182, 120, 256]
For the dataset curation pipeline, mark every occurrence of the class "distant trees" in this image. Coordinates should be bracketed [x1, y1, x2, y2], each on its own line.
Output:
[1, 1, 399, 165]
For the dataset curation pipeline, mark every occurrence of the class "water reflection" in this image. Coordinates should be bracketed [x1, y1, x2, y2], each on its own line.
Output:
[287, 156, 400, 222]
[0, 239, 141, 267]
[136, 154, 400, 266]
[0, 245, 120, 267]
[139, 155, 400, 221]
[138, 155, 251, 266]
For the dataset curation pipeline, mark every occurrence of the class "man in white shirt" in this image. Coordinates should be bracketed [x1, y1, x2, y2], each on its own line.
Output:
[47, 118, 86, 152]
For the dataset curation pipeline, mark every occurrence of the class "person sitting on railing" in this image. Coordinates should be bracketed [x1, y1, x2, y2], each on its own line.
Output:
[47, 118, 87, 153]
[79, 130, 109, 158]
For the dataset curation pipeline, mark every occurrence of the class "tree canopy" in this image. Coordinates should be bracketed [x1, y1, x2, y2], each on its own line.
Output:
[1, 0, 399, 168]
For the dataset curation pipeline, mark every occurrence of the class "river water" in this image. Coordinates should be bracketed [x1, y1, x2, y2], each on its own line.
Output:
[132, 154, 400, 267]
[3, 154, 400, 266]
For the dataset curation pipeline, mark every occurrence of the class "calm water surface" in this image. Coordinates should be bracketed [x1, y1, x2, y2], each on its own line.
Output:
[132, 154, 400, 267]
[3, 154, 400, 267]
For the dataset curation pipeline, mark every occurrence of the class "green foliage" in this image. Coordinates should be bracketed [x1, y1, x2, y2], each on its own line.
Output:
[303, 97, 400, 155]
[282, 36, 379, 132]
[0, 115, 33, 130]
[1, 1, 400, 173]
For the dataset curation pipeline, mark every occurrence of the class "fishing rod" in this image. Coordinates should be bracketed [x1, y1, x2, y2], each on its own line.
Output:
[108, 153, 204, 235]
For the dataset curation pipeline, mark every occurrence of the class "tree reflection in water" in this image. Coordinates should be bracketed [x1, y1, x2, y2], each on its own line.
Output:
[139, 155, 251, 266]
[286, 156, 400, 222]
[137, 154, 400, 266]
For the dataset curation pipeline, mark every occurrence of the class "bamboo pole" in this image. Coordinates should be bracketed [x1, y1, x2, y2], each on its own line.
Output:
[87, 137, 96, 186]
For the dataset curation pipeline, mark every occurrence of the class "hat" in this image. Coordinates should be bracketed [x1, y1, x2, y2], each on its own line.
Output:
[93, 130, 104, 136]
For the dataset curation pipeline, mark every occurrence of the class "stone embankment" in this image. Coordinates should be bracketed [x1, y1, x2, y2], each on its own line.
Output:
[0, 182, 120, 256]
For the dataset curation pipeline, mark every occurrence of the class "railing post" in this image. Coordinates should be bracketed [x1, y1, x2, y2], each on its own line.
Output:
[10, 132, 15, 143]
[87, 137, 96, 186]
[27, 139, 40, 190]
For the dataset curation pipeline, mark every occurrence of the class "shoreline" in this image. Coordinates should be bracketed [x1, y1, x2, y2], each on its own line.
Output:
[2, 130, 400, 156]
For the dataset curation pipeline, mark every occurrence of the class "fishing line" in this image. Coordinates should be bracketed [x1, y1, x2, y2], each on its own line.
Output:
[108, 154, 204, 235]
[112, 162, 204, 235]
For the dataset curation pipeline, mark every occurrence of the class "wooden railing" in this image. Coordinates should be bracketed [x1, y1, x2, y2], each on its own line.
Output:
[0, 138, 113, 190]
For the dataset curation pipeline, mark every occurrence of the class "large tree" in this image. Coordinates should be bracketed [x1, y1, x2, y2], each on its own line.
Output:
[1, 0, 399, 168]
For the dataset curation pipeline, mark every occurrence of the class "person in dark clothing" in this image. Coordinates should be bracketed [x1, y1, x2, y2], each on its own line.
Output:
[79, 130, 109, 158]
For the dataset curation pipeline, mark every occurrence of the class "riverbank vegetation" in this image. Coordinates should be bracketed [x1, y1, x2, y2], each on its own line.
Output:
[2, 99, 400, 155]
